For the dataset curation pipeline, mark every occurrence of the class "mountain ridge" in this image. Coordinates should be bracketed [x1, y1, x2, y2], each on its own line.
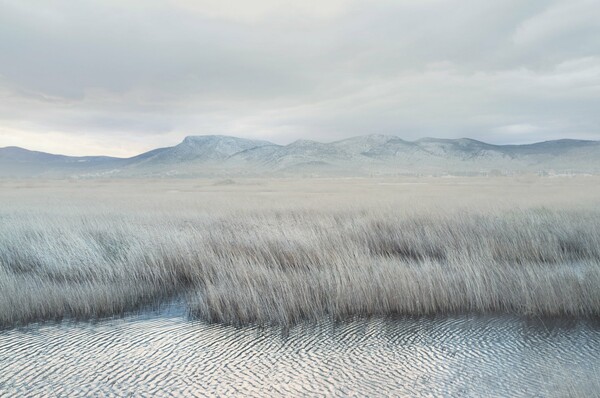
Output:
[1, 135, 599, 178]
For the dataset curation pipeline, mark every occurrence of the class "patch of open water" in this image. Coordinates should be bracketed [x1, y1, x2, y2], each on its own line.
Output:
[1, 305, 599, 397]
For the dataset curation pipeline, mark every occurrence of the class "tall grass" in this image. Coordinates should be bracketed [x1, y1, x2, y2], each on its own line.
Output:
[1, 205, 599, 328]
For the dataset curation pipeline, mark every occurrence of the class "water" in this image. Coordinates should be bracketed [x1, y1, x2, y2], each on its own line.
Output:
[1, 307, 599, 397]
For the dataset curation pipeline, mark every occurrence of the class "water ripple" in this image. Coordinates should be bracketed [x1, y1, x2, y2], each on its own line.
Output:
[1, 311, 599, 397]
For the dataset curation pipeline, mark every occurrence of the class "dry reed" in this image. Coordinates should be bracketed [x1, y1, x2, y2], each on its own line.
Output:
[1, 201, 599, 328]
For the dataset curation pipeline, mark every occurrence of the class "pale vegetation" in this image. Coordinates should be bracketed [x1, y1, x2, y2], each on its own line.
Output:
[1, 177, 599, 328]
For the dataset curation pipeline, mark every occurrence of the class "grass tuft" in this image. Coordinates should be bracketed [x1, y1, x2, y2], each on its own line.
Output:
[1, 207, 599, 328]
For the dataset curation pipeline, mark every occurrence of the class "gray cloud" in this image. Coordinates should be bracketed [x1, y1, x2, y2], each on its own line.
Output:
[0, 0, 599, 155]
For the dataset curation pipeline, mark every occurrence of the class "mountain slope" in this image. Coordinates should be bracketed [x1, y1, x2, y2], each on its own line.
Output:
[129, 135, 273, 165]
[0, 146, 124, 178]
[1, 135, 599, 178]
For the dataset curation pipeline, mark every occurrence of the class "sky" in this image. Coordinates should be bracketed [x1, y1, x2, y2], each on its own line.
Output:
[0, 0, 599, 157]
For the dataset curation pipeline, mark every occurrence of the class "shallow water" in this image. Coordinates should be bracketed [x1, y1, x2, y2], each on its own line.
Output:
[1, 307, 599, 397]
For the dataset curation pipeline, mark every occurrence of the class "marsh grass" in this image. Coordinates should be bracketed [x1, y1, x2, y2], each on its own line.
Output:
[1, 203, 599, 329]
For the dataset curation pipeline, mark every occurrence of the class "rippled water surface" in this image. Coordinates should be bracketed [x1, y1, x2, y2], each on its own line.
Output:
[1, 307, 599, 397]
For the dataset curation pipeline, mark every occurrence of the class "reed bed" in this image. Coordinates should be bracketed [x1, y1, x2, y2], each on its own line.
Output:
[1, 200, 599, 328]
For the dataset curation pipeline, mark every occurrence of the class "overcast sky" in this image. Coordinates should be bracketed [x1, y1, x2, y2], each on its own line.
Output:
[1, 0, 599, 156]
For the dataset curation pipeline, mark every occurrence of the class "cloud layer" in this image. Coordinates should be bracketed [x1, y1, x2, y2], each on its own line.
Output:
[1, 0, 599, 155]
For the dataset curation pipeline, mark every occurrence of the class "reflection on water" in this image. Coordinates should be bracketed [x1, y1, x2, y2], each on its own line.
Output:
[1, 307, 599, 397]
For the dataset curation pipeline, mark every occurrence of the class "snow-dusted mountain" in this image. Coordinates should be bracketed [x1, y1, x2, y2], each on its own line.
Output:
[129, 135, 274, 165]
[1, 135, 599, 178]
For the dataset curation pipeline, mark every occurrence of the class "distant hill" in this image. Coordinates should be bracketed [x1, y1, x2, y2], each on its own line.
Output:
[1, 135, 599, 178]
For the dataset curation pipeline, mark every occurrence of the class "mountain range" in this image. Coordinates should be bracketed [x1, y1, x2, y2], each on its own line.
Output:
[1, 135, 599, 178]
